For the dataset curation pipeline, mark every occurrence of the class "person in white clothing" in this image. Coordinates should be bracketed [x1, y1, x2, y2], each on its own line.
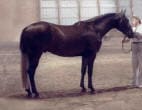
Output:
[131, 16, 142, 87]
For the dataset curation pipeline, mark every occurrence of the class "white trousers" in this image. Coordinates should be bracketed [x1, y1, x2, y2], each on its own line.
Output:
[132, 43, 142, 86]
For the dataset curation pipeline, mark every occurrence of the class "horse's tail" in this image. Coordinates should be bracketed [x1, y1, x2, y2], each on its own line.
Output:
[20, 28, 30, 89]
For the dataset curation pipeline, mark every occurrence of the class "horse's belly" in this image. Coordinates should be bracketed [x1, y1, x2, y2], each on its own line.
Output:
[45, 43, 85, 57]
[43, 36, 87, 57]
[49, 47, 84, 57]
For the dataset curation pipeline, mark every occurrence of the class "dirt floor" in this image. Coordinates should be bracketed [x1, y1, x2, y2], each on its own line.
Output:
[0, 36, 142, 110]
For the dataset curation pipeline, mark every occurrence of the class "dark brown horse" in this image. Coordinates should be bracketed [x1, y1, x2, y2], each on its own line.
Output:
[20, 11, 133, 98]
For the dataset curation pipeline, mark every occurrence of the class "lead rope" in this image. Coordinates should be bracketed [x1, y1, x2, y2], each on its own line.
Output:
[121, 37, 131, 53]
[121, 26, 137, 53]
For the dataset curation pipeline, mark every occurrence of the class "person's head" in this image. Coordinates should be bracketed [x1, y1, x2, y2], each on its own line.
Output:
[132, 16, 141, 27]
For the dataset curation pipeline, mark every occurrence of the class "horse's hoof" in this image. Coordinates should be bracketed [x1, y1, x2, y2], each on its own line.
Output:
[25, 89, 32, 98]
[90, 90, 96, 94]
[33, 93, 39, 98]
[90, 89, 96, 94]
[26, 93, 32, 98]
[26, 92, 32, 98]
[81, 88, 87, 93]
[88, 87, 96, 94]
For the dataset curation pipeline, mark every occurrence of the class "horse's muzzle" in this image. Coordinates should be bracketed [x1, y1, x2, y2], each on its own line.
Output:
[127, 31, 134, 38]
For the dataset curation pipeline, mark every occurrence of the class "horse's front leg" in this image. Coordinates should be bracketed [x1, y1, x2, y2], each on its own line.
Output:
[80, 56, 88, 92]
[87, 54, 96, 93]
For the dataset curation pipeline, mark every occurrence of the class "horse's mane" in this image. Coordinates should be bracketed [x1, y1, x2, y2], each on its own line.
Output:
[74, 13, 118, 27]
[83, 13, 116, 24]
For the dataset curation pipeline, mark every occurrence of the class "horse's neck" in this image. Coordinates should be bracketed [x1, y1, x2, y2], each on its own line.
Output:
[95, 17, 116, 38]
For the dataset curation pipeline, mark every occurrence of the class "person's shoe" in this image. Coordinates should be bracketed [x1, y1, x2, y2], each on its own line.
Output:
[134, 85, 142, 88]
[138, 85, 142, 88]
[132, 84, 138, 88]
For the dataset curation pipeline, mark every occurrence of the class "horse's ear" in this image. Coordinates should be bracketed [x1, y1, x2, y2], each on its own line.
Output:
[116, 9, 126, 22]
[120, 9, 126, 17]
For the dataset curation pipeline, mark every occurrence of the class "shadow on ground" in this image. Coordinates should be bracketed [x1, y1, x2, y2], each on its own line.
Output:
[8, 85, 136, 100]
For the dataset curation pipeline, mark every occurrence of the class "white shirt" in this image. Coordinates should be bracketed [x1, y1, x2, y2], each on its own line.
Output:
[133, 24, 142, 42]
[136, 24, 142, 33]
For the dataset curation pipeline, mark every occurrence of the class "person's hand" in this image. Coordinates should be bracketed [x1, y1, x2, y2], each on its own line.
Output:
[122, 37, 130, 43]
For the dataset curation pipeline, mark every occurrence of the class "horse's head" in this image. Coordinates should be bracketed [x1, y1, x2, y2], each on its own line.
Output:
[115, 10, 134, 38]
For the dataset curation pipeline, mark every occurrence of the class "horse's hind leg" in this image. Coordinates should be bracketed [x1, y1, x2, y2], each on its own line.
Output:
[80, 56, 88, 92]
[28, 53, 42, 98]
